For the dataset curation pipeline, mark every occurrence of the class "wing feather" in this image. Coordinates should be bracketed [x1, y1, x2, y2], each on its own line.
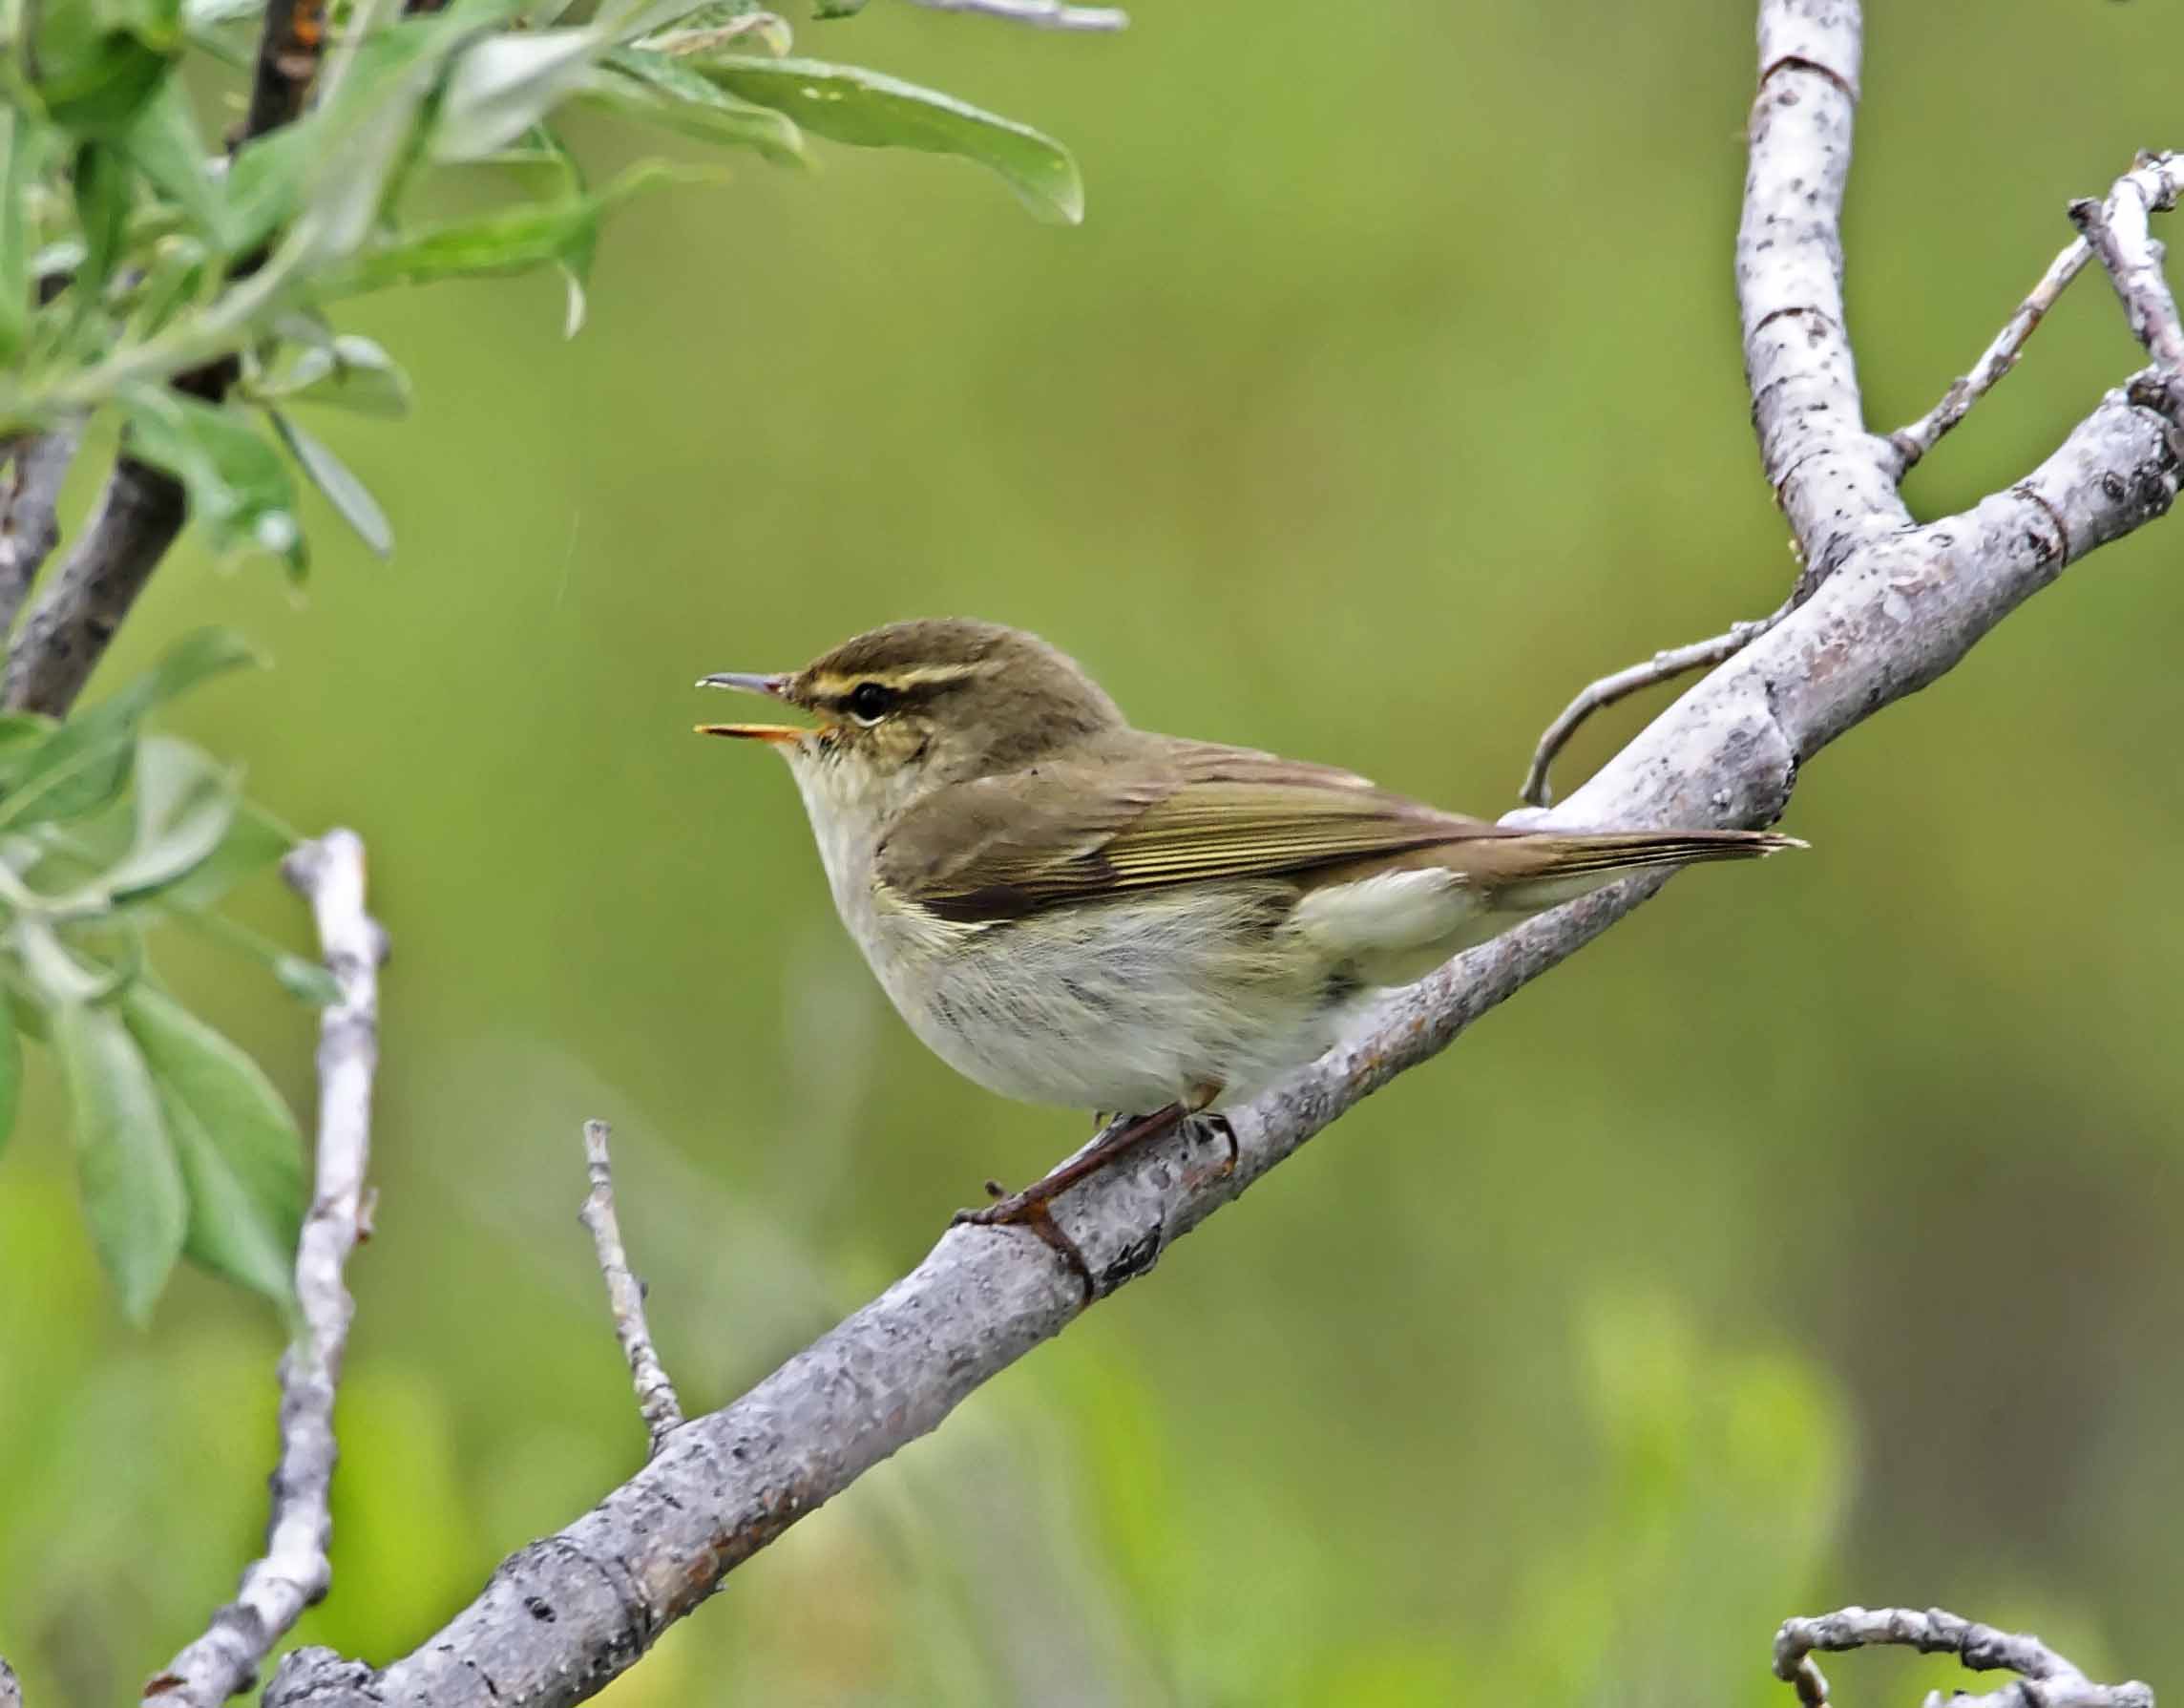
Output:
[877, 740, 1515, 923]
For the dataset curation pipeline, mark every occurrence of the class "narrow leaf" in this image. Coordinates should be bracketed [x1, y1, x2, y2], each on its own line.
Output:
[123, 984, 303, 1304]
[586, 48, 804, 166]
[0, 112, 46, 366]
[248, 334, 412, 418]
[688, 53, 1082, 223]
[157, 798, 293, 914]
[57, 1000, 186, 1324]
[430, 28, 614, 163]
[318, 161, 708, 298]
[103, 735, 242, 899]
[0, 982, 20, 1159]
[120, 390, 305, 572]
[0, 628, 258, 833]
[117, 69, 236, 251]
[270, 412, 393, 559]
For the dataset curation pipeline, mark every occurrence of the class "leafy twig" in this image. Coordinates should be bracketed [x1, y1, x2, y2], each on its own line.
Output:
[146, 830, 388, 1707]
[1773, 1606, 2153, 1708]
[578, 1119, 684, 1456]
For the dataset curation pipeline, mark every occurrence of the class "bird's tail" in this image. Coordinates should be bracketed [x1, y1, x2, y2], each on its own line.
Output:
[1472, 827, 1804, 911]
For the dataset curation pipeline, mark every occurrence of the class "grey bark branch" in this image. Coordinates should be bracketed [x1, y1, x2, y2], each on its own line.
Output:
[2069, 152, 2184, 409]
[0, 424, 83, 640]
[261, 5, 2183, 1703]
[578, 1120, 685, 1456]
[1774, 1606, 2153, 1708]
[0, 1655, 20, 1708]
[147, 831, 388, 1706]
[1740, 0, 1910, 588]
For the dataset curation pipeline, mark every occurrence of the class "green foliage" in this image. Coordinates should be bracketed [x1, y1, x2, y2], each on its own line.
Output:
[0, 634, 313, 1321]
[0, 0, 1085, 575]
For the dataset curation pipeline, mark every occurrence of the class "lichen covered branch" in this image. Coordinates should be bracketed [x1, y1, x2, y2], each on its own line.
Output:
[146, 831, 388, 1706]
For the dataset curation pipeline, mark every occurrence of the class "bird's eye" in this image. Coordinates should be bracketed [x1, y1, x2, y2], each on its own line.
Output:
[847, 681, 897, 725]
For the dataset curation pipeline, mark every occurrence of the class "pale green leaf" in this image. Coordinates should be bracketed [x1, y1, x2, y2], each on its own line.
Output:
[0, 982, 19, 1159]
[318, 161, 709, 299]
[271, 412, 393, 559]
[123, 984, 303, 1304]
[117, 69, 235, 251]
[0, 113, 46, 367]
[248, 334, 412, 418]
[103, 735, 242, 899]
[585, 48, 804, 166]
[0, 629, 258, 833]
[120, 390, 304, 572]
[688, 53, 1082, 223]
[56, 1000, 185, 1324]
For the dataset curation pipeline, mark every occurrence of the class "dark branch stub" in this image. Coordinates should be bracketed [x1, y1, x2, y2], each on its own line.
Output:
[1774, 1606, 2153, 1708]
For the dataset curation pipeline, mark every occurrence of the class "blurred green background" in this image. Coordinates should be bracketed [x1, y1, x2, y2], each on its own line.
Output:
[6, 2, 2183, 1702]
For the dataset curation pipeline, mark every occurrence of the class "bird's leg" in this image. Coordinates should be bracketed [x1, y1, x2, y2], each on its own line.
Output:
[953, 1104, 1186, 1229]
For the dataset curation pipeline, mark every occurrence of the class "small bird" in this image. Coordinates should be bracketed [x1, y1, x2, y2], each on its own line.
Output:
[700, 619, 1799, 1231]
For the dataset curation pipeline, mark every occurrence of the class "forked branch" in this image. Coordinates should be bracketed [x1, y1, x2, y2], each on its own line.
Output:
[578, 1120, 685, 1456]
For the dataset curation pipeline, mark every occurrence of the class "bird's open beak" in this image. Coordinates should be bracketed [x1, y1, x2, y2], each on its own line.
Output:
[694, 671, 812, 744]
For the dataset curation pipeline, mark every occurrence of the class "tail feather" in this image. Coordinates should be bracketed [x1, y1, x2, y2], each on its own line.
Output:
[1509, 829, 1805, 879]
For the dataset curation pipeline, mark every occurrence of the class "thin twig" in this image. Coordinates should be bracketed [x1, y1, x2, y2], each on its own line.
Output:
[1894, 151, 2182, 473]
[1520, 602, 1790, 807]
[147, 830, 388, 1707]
[900, 0, 1126, 30]
[0, 423, 83, 638]
[578, 1120, 684, 1456]
[0, 1655, 21, 1708]
[1773, 1606, 2153, 1708]
[1890, 240, 2092, 473]
[2070, 152, 2184, 411]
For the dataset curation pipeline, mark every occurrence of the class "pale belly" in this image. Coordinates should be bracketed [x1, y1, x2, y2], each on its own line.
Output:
[858, 882, 1369, 1114]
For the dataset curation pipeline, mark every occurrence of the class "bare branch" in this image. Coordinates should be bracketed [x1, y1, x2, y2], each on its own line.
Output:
[1739, 0, 1911, 584]
[1774, 1606, 2153, 1708]
[2071, 152, 2184, 406]
[1519, 602, 1789, 807]
[578, 1120, 684, 1456]
[0, 425, 84, 639]
[0, 1655, 21, 1708]
[1892, 152, 2180, 477]
[1890, 239, 2092, 473]
[900, 0, 1127, 30]
[147, 830, 388, 1707]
